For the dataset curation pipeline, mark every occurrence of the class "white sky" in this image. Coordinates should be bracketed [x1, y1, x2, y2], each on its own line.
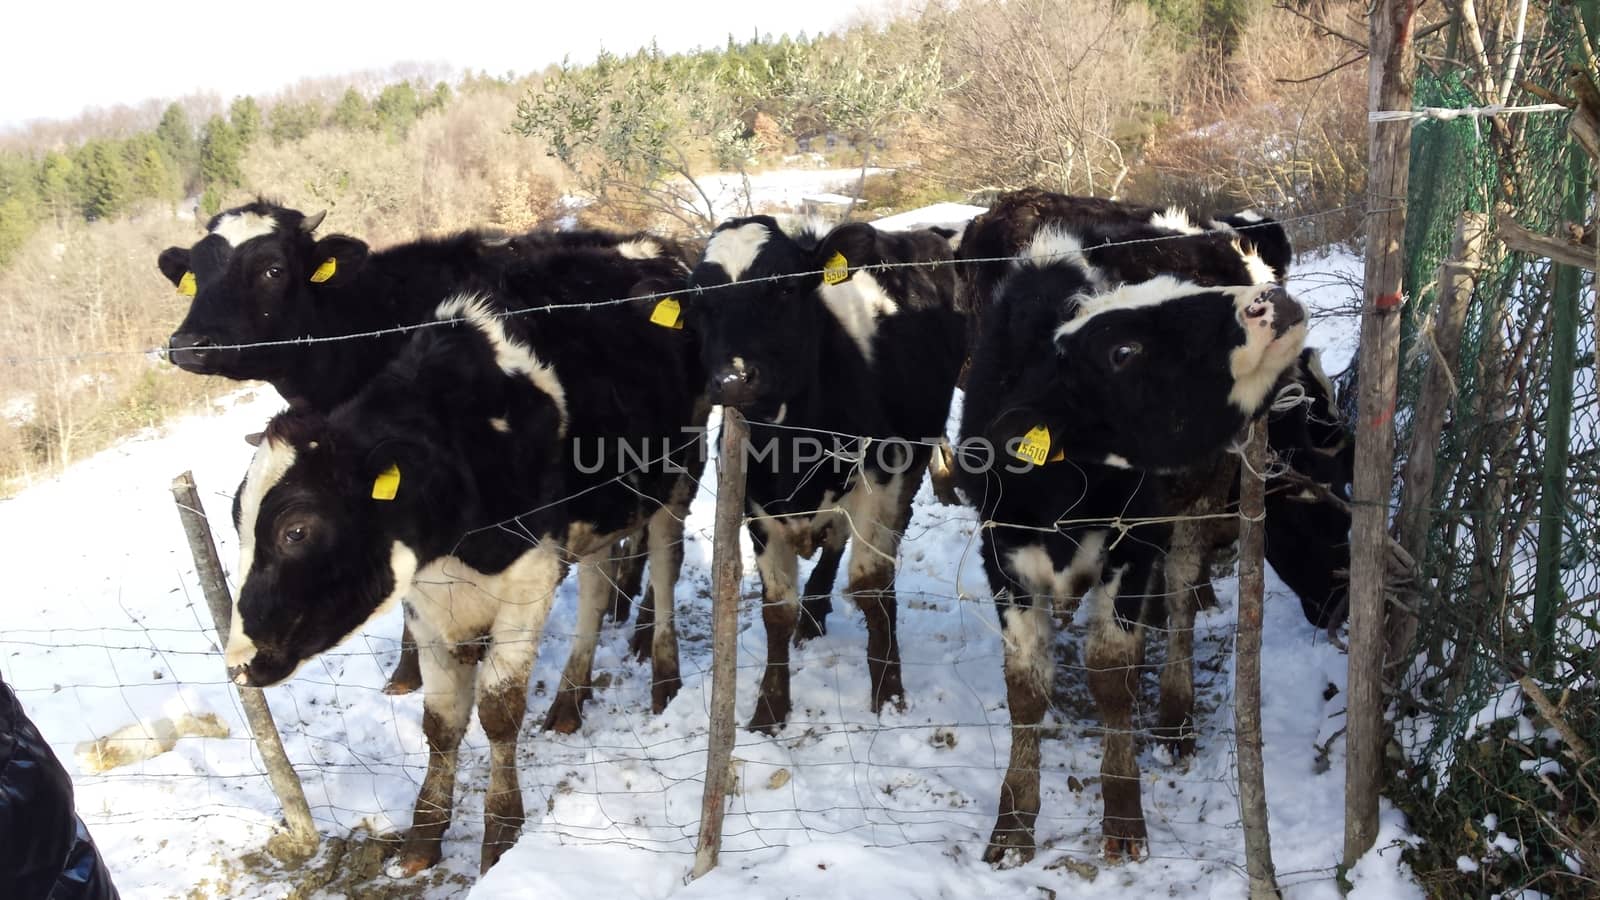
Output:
[2, 0, 870, 127]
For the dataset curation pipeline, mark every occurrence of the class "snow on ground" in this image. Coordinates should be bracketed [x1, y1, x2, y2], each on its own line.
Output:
[664, 167, 888, 223]
[0, 247, 1416, 898]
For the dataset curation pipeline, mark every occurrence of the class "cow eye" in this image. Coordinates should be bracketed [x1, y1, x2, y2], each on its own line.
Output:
[1109, 342, 1142, 370]
[281, 523, 308, 545]
[263, 266, 284, 280]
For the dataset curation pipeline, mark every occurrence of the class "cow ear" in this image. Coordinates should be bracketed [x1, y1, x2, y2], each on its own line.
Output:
[814, 222, 879, 284]
[157, 247, 191, 287]
[308, 235, 369, 287]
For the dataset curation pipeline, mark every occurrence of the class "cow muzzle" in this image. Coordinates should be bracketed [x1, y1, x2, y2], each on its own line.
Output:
[167, 332, 218, 373]
[1243, 287, 1306, 340]
[709, 362, 762, 410]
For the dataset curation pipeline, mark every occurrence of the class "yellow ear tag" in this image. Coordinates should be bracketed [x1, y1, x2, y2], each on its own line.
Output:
[177, 271, 197, 297]
[371, 463, 401, 501]
[650, 297, 684, 329]
[822, 251, 850, 285]
[309, 257, 338, 283]
[1014, 426, 1052, 466]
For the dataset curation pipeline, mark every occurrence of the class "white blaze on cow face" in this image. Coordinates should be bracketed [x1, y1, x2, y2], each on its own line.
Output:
[211, 211, 279, 248]
[226, 436, 298, 671]
[703, 222, 772, 282]
[1052, 275, 1194, 339]
[818, 270, 900, 362]
[1227, 284, 1308, 414]
[436, 295, 568, 434]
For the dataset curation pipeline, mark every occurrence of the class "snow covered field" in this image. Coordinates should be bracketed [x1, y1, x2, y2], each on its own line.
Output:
[0, 247, 1422, 898]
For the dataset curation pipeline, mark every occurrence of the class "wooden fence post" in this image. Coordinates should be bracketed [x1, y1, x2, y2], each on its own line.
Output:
[170, 472, 319, 860]
[1236, 424, 1280, 899]
[1345, 0, 1419, 869]
[1388, 210, 1488, 671]
[692, 409, 749, 879]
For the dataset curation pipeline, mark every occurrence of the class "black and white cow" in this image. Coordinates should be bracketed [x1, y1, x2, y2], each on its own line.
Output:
[684, 216, 967, 732]
[955, 190, 1307, 864]
[223, 246, 706, 875]
[157, 203, 683, 693]
[1263, 347, 1356, 628]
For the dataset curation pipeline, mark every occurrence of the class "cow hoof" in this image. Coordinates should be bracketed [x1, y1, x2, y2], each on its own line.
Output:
[983, 818, 1036, 867]
[793, 611, 827, 646]
[651, 672, 682, 715]
[1101, 830, 1147, 863]
[542, 690, 588, 734]
[1155, 721, 1196, 761]
[747, 698, 790, 736]
[382, 651, 424, 696]
[480, 827, 522, 874]
[390, 842, 441, 877]
[628, 626, 653, 662]
[606, 593, 631, 624]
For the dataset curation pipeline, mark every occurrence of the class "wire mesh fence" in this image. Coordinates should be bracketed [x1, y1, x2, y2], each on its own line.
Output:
[0, 195, 1373, 896]
[1386, 9, 1600, 896]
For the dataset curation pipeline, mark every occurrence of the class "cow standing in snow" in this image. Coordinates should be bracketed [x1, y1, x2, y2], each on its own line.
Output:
[156, 203, 684, 694]
[683, 217, 967, 731]
[955, 190, 1308, 863]
[222, 245, 706, 874]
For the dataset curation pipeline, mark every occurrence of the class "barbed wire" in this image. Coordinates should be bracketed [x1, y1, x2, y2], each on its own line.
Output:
[0, 203, 1364, 368]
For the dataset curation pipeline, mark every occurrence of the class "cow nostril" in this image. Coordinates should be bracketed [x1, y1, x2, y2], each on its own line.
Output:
[1245, 302, 1269, 319]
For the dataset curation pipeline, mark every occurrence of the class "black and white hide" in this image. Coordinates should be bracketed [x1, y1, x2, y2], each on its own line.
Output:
[222, 248, 707, 875]
[956, 193, 1307, 866]
[684, 216, 967, 733]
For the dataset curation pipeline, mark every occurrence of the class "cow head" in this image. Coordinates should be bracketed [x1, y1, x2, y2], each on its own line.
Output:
[157, 202, 367, 380]
[686, 217, 880, 420]
[222, 410, 463, 687]
[980, 227, 1307, 472]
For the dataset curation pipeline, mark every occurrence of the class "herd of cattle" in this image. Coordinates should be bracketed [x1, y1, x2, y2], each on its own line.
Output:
[153, 189, 1355, 876]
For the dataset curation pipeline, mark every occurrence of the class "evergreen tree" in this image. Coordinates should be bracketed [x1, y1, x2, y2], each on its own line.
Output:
[199, 116, 244, 194]
[268, 100, 322, 144]
[36, 151, 76, 227]
[80, 140, 130, 220]
[0, 197, 34, 267]
[131, 146, 176, 203]
[155, 103, 197, 171]
[374, 82, 420, 136]
[229, 96, 262, 147]
[331, 88, 373, 131]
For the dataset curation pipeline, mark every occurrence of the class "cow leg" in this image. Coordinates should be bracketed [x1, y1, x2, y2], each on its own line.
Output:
[1157, 532, 1205, 759]
[395, 619, 475, 876]
[382, 605, 424, 695]
[542, 551, 614, 734]
[845, 468, 915, 713]
[984, 598, 1052, 866]
[1087, 568, 1148, 861]
[628, 584, 657, 661]
[928, 437, 962, 506]
[795, 527, 843, 645]
[645, 499, 688, 713]
[610, 525, 646, 625]
[749, 520, 800, 734]
[478, 546, 561, 872]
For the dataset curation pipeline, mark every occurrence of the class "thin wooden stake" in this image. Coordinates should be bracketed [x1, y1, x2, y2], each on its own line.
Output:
[1388, 210, 1488, 672]
[1236, 424, 1281, 900]
[171, 471, 319, 860]
[1345, 0, 1418, 869]
[692, 409, 749, 879]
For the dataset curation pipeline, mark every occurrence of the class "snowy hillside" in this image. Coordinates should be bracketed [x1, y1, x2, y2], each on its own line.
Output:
[0, 248, 1415, 899]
